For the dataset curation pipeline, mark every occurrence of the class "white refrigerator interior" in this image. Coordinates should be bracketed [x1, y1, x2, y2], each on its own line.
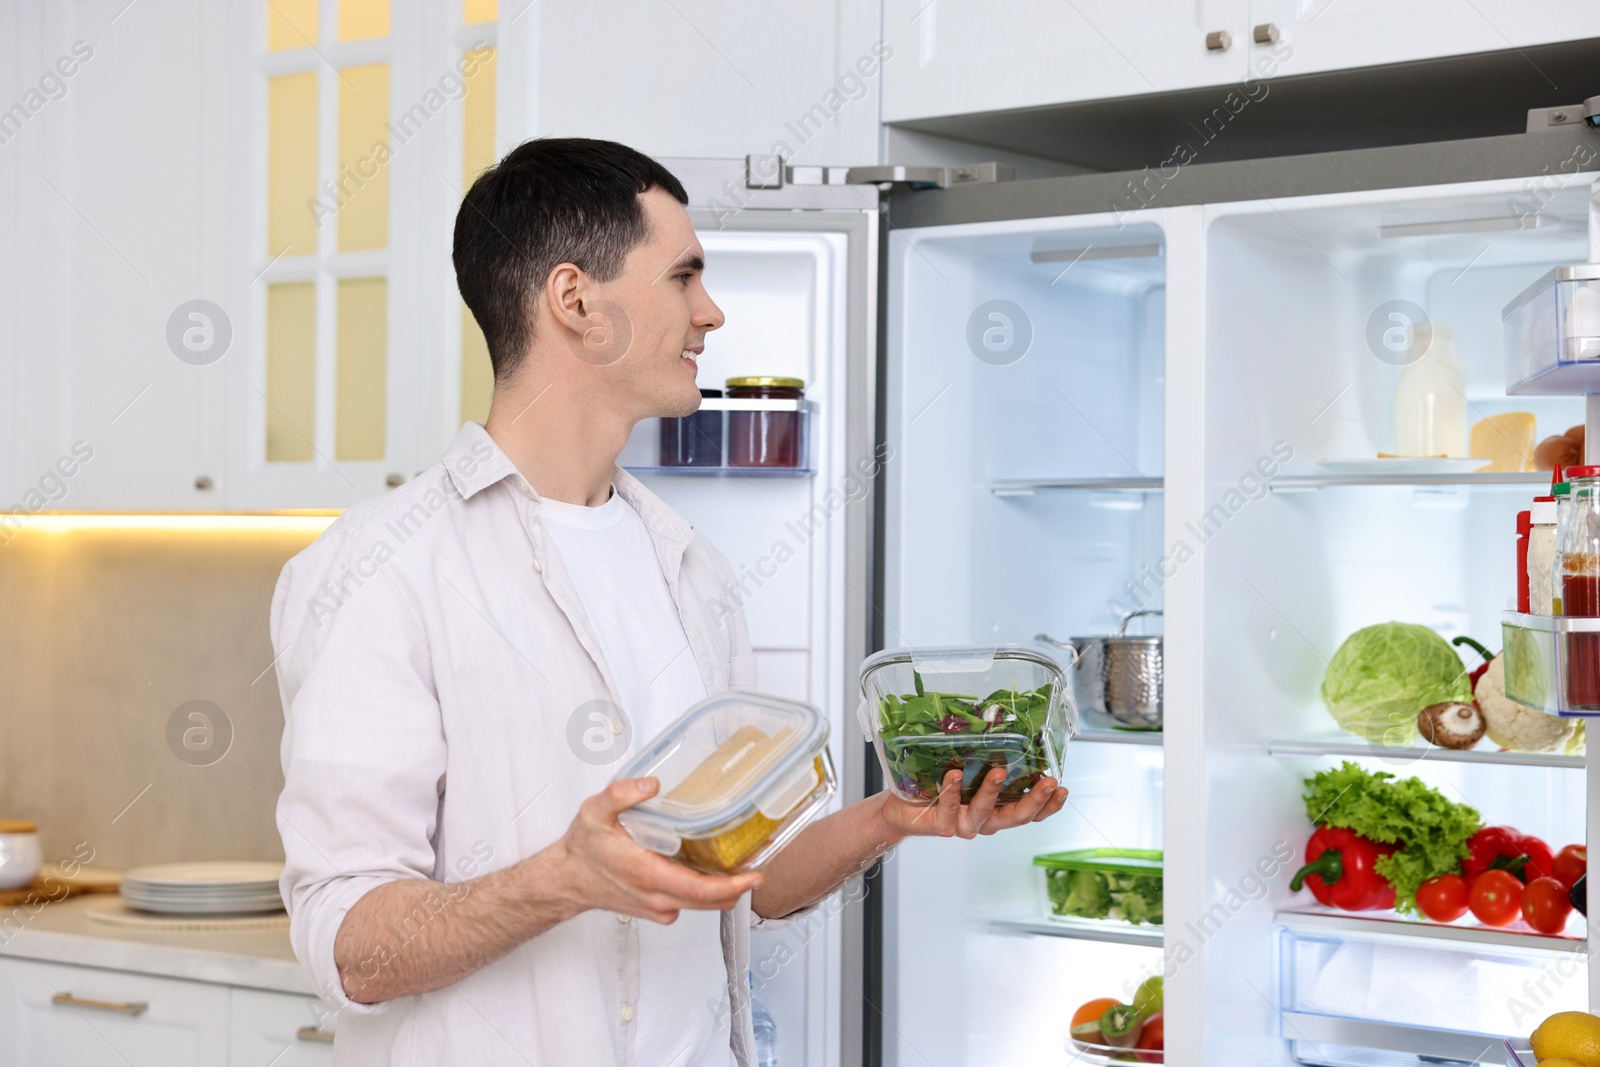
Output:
[1203, 177, 1593, 1065]
[620, 226, 853, 1067]
[880, 214, 1170, 1065]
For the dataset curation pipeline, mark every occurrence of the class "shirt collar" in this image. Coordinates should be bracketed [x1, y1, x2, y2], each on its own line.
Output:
[442, 421, 695, 545]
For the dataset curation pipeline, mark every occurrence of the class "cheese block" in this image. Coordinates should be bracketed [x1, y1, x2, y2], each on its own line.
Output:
[1470, 412, 1537, 472]
[666, 725, 796, 807]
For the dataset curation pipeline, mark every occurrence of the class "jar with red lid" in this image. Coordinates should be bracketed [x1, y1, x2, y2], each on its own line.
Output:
[727, 377, 805, 469]
[1558, 464, 1600, 708]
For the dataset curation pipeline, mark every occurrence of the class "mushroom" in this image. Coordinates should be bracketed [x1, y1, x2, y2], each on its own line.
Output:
[1417, 701, 1487, 749]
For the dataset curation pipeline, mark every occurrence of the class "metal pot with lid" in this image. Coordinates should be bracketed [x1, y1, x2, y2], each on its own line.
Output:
[1036, 610, 1163, 729]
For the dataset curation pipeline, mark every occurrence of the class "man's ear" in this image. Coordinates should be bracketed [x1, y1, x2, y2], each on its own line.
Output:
[543, 262, 592, 339]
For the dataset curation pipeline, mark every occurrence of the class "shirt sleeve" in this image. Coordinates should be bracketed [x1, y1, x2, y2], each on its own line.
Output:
[272, 536, 445, 1013]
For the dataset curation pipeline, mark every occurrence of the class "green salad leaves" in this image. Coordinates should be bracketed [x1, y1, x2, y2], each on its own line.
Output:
[876, 677, 1055, 802]
[1301, 761, 1483, 917]
[1045, 867, 1164, 925]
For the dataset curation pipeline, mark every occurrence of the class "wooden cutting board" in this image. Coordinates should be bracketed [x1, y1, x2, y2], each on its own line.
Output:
[0, 865, 121, 907]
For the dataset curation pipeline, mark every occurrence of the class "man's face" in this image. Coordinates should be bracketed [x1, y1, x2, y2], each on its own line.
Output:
[579, 188, 723, 419]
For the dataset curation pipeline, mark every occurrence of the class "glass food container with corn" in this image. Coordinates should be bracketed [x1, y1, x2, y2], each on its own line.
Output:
[616, 693, 835, 874]
[858, 644, 1075, 805]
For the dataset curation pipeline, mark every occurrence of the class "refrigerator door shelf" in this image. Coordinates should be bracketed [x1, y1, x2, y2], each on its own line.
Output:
[1500, 611, 1600, 717]
[1502, 264, 1600, 396]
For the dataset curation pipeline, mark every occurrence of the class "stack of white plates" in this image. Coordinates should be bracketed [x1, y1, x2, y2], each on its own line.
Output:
[120, 862, 284, 915]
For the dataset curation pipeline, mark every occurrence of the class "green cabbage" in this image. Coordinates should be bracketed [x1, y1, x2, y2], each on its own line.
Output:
[1321, 622, 1472, 745]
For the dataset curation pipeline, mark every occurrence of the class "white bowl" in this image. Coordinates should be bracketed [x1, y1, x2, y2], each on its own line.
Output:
[0, 830, 42, 890]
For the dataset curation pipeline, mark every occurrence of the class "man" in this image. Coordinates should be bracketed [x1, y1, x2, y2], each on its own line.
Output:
[272, 137, 1069, 1067]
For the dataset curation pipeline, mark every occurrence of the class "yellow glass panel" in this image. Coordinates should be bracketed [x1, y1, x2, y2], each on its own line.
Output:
[462, 48, 497, 186]
[268, 0, 318, 50]
[338, 0, 390, 41]
[336, 277, 387, 461]
[464, 0, 498, 23]
[338, 63, 390, 252]
[268, 73, 318, 257]
[460, 301, 493, 425]
[266, 283, 317, 463]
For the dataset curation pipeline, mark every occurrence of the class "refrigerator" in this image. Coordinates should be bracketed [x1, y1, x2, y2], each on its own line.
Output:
[648, 127, 1600, 1066]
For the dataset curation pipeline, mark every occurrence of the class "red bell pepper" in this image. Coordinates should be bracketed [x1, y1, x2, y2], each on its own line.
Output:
[1290, 826, 1398, 910]
[1463, 826, 1554, 884]
[1451, 636, 1495, 694]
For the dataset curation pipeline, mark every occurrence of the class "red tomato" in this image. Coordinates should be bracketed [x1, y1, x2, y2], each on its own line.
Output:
[1553, 844, 1587, 890]
[1522, 876, 1575, 934]
[1415, 874, 1470, 923]
[1134, 1011, 1164, 1064]
[1468, 869, 1525, 927]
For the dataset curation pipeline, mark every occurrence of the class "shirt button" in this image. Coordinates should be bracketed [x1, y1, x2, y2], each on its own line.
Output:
[532, 557, 543, 574]
[616, 913, 631, 924]
[620, 1004, 634, 1023]
[518, 480, 532, 497]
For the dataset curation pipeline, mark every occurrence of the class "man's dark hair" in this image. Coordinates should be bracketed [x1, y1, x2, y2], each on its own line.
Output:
[453, 137, 689, 380]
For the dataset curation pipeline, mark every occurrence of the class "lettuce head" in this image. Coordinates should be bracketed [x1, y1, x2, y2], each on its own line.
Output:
[1321, 622, 1472, 745]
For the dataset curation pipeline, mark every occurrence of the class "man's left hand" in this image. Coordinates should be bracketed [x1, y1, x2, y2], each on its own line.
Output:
[879, 768, 1069, 840]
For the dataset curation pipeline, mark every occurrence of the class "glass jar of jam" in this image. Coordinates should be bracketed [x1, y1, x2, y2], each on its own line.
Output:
[1559, 465, 1600, 708]
[659, 388, 725, 467]
[727, 377, 805, 469]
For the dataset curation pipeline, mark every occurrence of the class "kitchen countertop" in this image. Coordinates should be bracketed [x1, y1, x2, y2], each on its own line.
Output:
[0, 894, 315, 996]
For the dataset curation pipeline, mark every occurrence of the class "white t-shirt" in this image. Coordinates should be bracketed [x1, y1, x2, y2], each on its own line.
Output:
[539, 488, 734, 1067]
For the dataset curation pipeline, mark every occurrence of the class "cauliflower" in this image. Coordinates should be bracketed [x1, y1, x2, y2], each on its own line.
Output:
[1477, 654, 1581, 753]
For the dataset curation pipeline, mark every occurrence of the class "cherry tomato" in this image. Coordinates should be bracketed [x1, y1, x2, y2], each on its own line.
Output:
[1416, 874, 1470, 923]
[1522, 876, 1575, 934]
[1553, 844, 1587, 890]
[1468, 869, 1524, 927]
[1135, 1011, 1164, 1064]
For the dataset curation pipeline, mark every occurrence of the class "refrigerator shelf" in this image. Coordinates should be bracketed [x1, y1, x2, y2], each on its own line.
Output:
[986, 915, 1163, 948]
[1267, 736, 1582, 769]
[1267, 472, 1548, 493]
[1281, 1011, 1527, 1066]
[989, 475, 1162, 496]
[1078, 725, 1163, 747]
[1276, 908, 1586, 954]
[622, 465, 815, 478]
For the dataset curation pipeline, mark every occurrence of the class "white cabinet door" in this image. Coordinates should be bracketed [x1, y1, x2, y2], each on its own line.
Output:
[0, 957, 230, 1067]
[1248, 0, 1600, 79]
[16, 0, 230, 510]
[227, 989, 336, 1067]
[883, 0, 1250, 122]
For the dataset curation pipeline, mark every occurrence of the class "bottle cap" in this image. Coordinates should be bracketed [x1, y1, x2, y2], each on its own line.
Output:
[1566, 465, 1600, 479]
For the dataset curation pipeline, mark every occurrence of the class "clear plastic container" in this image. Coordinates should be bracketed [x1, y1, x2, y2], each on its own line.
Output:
[1502, 264, 1600, 395]
[1034, 848, 1163, 927]
[857, 644, 1074, 805]
[616, 693, 835, 874]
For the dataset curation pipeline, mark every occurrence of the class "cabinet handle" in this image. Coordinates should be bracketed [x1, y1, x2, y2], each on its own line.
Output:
[297, 1026, 335, 1043]
[385, 472, 405, 487]
[52, 992, 148, 1016]
[194, 475, 214, 491]
[1205, 30, 1232, 51]
[1252, 22, 1280, 43]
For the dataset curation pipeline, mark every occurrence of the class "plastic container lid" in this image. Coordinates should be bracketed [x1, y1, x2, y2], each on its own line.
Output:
[1566, 465, 1600, 479]
[1033, 847, 1163, 875]
[616, 692, 830, 855]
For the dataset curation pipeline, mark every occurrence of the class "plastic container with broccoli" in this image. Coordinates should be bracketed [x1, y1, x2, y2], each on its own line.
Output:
[1035, 848, 1164, 928]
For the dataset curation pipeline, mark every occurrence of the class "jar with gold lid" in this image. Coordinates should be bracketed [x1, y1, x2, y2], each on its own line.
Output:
[727, 376, 805, 468]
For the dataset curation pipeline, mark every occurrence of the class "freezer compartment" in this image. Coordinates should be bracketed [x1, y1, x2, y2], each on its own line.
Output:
[1502, 265, 1600, 396]
[1275, 923, 1583, 1065]
[1501, 611, 1600, 717]
[620, 398, 813, 475]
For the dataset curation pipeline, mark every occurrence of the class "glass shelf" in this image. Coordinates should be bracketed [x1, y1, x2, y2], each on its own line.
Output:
[1268, 472, 1548, 492]
[987, 914, 1164, 948]
[990, 476, 1163, 497]
[1276, 907, 1586, 953]
[1266, 736, 1582, 769]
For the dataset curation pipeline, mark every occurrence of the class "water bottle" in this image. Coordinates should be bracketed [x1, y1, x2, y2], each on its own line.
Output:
[750, 974, 778, 1067]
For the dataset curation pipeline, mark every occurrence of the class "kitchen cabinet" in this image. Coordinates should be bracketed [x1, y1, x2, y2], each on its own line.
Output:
[0, 956, 231, 1066]
[882, 0, 1250, 122]
[1248, 0, 1600, 81]
[228, 989, 336, 1066]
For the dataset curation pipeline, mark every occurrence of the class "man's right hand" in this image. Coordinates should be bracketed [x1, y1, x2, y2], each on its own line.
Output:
[540, 777, 762, 925]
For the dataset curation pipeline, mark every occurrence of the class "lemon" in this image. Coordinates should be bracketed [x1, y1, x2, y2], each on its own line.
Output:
[1539, 1059, 1588, 1067]
[1531, 1011, 1600, 1067]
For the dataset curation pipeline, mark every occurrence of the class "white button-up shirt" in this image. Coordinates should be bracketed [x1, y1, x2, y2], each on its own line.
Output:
[271, 422, 787, 1066]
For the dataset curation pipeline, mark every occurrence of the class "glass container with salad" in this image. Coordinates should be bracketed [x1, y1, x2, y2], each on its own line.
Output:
[1035, 848, 1164, 927]
[857, 645, 1075, 805]
[616, 692, 835, 874]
